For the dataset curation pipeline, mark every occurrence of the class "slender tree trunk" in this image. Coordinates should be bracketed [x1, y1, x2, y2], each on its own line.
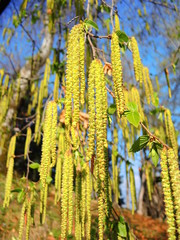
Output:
[0, 16, 53, 160]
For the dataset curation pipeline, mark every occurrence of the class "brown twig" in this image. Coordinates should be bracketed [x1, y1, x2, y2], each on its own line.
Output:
[140, 122, 169, 149]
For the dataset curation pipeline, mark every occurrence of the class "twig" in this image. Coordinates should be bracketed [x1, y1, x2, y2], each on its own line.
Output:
[140, 122, 169, 149]
[66, 16, 80, 26]
[87, 31, 112, 39]
[144, 0, 178, 11]
[106, 86, 115, 98]
[88, 35, 96, 59]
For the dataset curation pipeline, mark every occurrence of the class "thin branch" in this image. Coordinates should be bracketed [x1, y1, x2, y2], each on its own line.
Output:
[140, 122, 169, 149]
[88, 34, 96, 59]
[144, 0, 178, 11]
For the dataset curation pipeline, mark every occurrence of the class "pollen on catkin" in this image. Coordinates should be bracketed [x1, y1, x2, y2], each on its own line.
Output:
[24, 127, 32, 159]
[111, 32, 125, 116]
[87, 60, 96, 162]
[144, 67, 155, 104]
[160, 148, 176, 239]
[167, 148, 180, 235]
[142, 65, 150, 104]
[115, 13, 120, 31]
[145, 162, 152, 201]
[131, 37, 143, 85]
[18, 199, 27, 240]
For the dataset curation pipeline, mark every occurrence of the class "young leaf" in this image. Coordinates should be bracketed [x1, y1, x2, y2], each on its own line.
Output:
[125, 111, 140, 128]
[127, 102, 138, 112]
[107, 103, 116, 115]
[150, 143, 159, 167]
[11, 188, 22, 193]
[115, 30, 129, 43]
[29, 162, 40, 169]
[129, 135, 150, 152]
[118, 221, 127, 238]
[84, 19, 99, 31]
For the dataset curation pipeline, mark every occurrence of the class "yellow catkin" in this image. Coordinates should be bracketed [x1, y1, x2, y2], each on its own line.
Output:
[42, 182, 48, 224]
[72, 26, 80, 128]
[115, 13, 120, 31]
[6, 135, 16, 168]
[131, 37, 143, 85]
[95, 60, 105, 182]
[81, 168, 86, 237]
[79, 27, 85, 107]
[32, 87, 38, 109]
[75, 172, 81, 240]
[129, 167, 137, 215]
[111, 32, 125, 117]
[0, 69, 4, 86]
[18, 199, 27, 240]
[160, 148, 176, 239]
[144, 67, 154, 104]
[61, 150, 69, 239]
[24, 127, 32, 159]
[98, 191, 104, 240]
[167, 148, 180, 235]
[39, 101, 52, 189]
[112, 128, 119, 203]
[26, 194, 32, 240]
[2, 74, 9, 96]
[68, 153, 74, 235]
[34, 81, 44, 143]
[55, 128, 65, 204]
[155, 75, 160, 92]
[142, 65, 150, 104]
[86, 165, 91, 240]
[53, 74, 59, 102]
[50, 101, 57, 168]
[87, 60, 96, 162]
[165, 109, 178, 156]
[3, 136, 16, 208]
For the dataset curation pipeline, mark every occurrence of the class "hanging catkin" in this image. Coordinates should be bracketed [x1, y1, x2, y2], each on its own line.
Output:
[129, 167, 137, 215]
[142, 65, 150, 104]
[86, 165, 91, 240]
[43, 58, 51, 98]
[131, 37, 143, 85]
[111, 32, 125, 117]
[18, 199, 27, 240]
[164, 109, 178, 157]
[3, 135, 16, 208]
[87, 60, 96, 162]
[167, 148, 180, 235]
[144, 67, 155, 104]
[55, 128, 65, 204]
[68, 153, 74, 235]
[115, 13, 120, 31]
[145, 162, 152, 201]
[131, 86, 144, 121]
[160, 148, 176, 239]
[24, 127, 32, 159]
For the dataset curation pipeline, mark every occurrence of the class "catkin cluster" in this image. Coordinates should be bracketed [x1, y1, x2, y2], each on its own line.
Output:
[3, 135, 16, 208]
[130, 86, 144, 121]
[131, 37, 143, 85]
[111, 32, 125, 117]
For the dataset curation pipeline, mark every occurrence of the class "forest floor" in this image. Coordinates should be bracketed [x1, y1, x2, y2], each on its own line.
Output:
[0, 173, 168, 240]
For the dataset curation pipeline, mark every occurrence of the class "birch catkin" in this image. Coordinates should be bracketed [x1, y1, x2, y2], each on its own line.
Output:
[24, 127, 32, 159]
[160, 148, 176, 239]
[129, 167, 137, 215]
[111, 32, 125, 117]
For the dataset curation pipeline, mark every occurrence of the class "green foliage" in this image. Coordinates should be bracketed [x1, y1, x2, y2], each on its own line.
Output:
[129, 135, 150, 152]
[124, 102, 140, 128]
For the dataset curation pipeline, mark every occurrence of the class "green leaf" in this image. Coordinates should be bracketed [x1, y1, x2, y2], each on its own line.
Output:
[84, 19, 99, 31]
[127, 102, 138, 112]
[115, 30, 129, 43]
[11, 188, 22, 193]
[17, 190, 25, 203]
[29, 163, 40, 169]
[107, 104, 116, 115]
[118, 221, 127, 238]
[107, 115, 112, 127]
[46, 176, 53, 184]
[129, 135, 150, 152]
[124, 111, 140, 128]
[150, 144, 159, 167]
